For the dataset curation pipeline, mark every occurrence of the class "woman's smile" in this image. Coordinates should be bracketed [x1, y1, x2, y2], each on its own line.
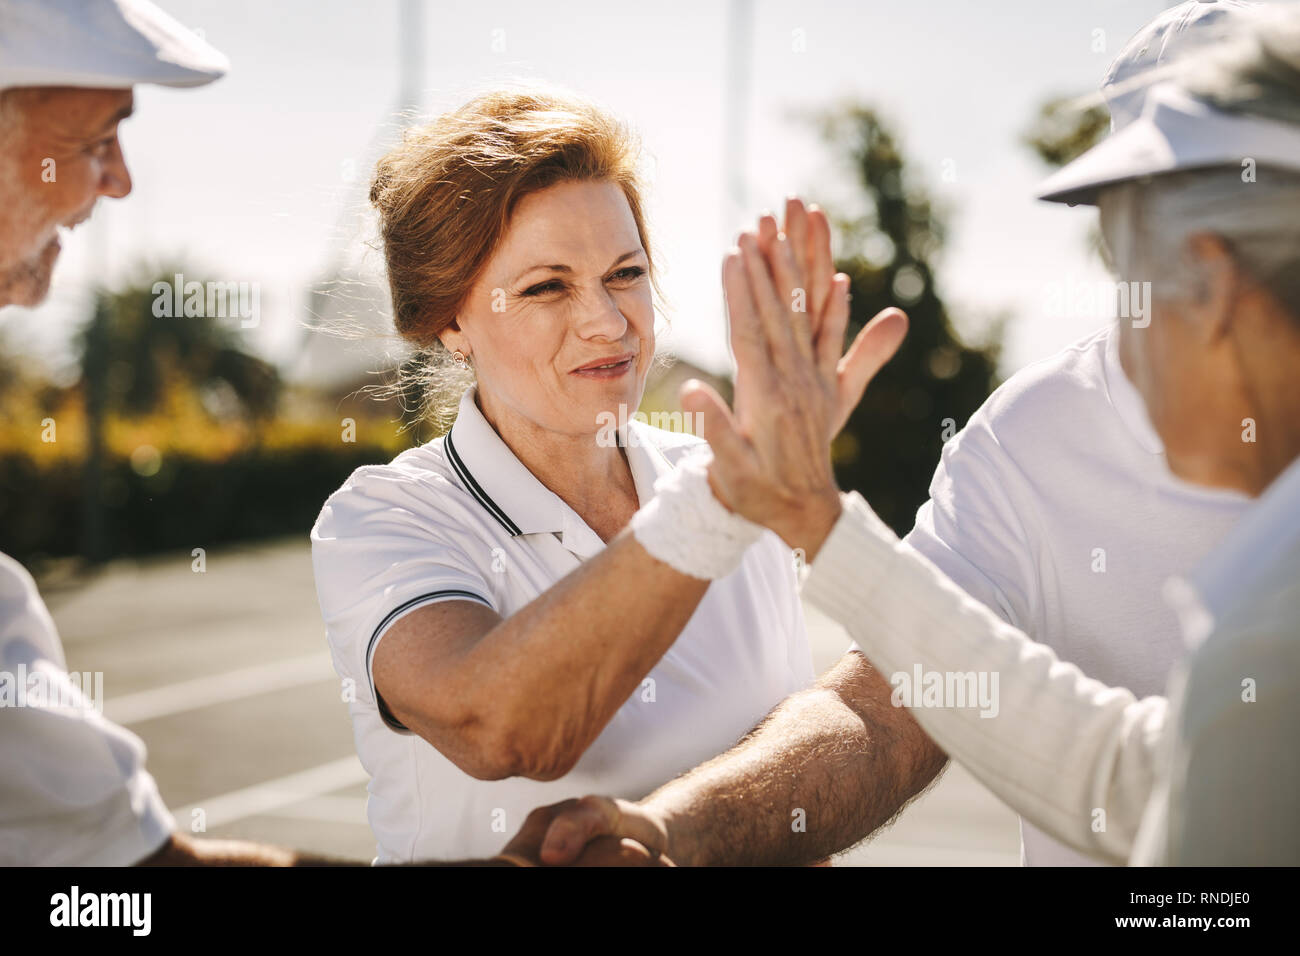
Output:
[570, 351, 637, 381]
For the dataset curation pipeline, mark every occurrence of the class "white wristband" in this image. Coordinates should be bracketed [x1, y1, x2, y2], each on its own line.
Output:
[630, 448, 765, 580]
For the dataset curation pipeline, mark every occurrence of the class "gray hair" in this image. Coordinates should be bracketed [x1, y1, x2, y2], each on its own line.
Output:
[1099, 168, 1300, 315]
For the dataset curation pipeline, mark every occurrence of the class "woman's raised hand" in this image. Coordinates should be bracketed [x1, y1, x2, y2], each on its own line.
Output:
[681, 196, 909, 557]
[756, 197, 908, 437]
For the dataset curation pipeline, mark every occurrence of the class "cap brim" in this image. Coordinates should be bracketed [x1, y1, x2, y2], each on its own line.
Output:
[1037, 83, 1300, 206]
[0, 0, 229, 91]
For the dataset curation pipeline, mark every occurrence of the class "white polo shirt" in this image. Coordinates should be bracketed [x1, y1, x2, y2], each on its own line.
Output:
[311, 386, 814, 862]
[0, 553, 175, 865]
[899, 325, 1249, 866]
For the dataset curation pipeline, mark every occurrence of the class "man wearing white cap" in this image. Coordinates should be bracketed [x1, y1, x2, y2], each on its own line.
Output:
[534, 1, 1298, 867]
[875, 0, 1258, 868]
[0, 0, 256, 868]
[0, 0, 626, 867]
[0, 0, 226, 305]
[0, 0, 347, 867]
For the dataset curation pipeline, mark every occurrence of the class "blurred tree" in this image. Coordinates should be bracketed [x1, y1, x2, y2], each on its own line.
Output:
[76, 270, 280, 561]
[1024, 94, 1111, 261]
[81, 295, 109, 561]
[811, 104, 1003, 536]
[77, 272, 280, 422]
[1023, 96, 1110, 168]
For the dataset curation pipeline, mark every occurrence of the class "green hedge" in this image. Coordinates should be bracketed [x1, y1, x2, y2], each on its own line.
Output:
[0, 446, 399, 566]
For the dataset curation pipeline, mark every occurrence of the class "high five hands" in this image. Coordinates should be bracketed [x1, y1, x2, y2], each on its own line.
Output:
[505, 197, 909, 867]
[680, 197, 909, 557]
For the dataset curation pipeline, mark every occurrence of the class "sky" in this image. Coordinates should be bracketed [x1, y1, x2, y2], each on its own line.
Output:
[5, 0, 1207, 385]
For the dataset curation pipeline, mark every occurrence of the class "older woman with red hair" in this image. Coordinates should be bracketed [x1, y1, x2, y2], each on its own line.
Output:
[310, 87, 902, 862]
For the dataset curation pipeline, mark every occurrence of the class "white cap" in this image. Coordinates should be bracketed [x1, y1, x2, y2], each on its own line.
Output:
[0, 0, 229, 92]
[1037, 81, 1300, 204]
[1037, 1, 1300, 205]
[1102, 0, 1259, 132]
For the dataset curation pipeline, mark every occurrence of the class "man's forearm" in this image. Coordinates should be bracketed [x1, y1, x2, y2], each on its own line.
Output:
[643, 653, 948, 866]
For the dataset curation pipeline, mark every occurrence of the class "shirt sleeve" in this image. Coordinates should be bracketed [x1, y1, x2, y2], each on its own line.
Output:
[310, 467, 498, 732]
[0, 562, 174, 866]
[1159, 608, 1300, 864]
[801, 492, 1165, 864]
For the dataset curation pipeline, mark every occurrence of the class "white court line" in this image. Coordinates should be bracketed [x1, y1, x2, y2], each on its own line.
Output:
[176, 756, 368, 830]
[104, 652, 337, 725]
[263, 794, 370, 825]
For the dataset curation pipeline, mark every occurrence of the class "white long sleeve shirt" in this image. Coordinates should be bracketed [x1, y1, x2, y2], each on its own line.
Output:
[901, 326, 1247, 865]
[801, 455, 1300, 865]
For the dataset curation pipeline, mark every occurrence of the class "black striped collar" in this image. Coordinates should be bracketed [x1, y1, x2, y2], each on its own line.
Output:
[443, 387, 570, 538]
[443, 386, 674, 541]
[444, 428, 522, 536]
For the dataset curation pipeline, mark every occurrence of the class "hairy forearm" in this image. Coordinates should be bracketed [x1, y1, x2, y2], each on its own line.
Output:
[643, 653, 948, 866]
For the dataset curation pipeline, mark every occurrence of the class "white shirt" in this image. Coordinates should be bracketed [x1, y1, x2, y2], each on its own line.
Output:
[0, 552, 174, 865]
[899, 326, 1249, 865]
[1132, 455, 1300, 865]
[311, 386, 814, 862]
[802, 456, 1299, 866]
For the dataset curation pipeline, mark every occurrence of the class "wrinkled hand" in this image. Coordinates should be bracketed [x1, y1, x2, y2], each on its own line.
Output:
[755, 198, 871, 438]
[496, 799, 674, 867]
[685, 196, 908, 555]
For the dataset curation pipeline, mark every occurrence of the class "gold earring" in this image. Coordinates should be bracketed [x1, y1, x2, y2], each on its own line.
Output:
[452, 349, 469, 369]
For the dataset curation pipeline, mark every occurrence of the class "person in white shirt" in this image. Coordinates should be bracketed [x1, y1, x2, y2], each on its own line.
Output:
[0, 0, 254, 867]
[310, 87, 821, 862]
[902, 324, 1248, 866]
[898, 0, 1260, 868]
[0, 553, 177, 865]
[0, 0, 658, 868]
[531, 3, 1300, 867]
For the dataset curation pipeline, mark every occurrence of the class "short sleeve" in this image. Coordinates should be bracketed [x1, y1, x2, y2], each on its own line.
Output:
[0, 560, 174, 866]
[901, 414, 1038, 632]
[310, 466, 498, 732]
